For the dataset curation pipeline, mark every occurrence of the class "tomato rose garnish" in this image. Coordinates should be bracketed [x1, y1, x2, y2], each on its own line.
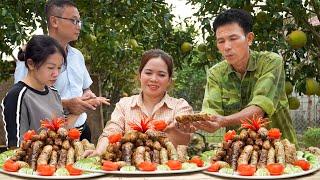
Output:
[224, 130, 236, 141]
[237, 164, 256, 176]
[68, 128, 81, 140]
[189, 156, 204, 167]
[108, 133, 122, 144]
[266, 163, 285, 175]
[3, 160, 19, 172]
[37, 164, 56, 176]
[268, 128, 282, 139]
[207, 162, 220, 172]
[293, 160, 310, 171]
[166, 160, 182, 170]
[138, 161, 157, 171]
[152, 120, 167, 131]
[66, 164, 83, 175]
[102, 161, 119, 171]
[23, 130, 36, 141]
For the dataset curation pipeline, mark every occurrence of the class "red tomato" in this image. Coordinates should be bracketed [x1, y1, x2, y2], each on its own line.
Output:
[102, 161, 119, 171]
[138, 161, 157, 171]
[23, 130, 36, 141]
[37, 164, 56, 176]
[224, 130, 236, 141]
[268, 128, 282, 139]
[108, 133, 122, 144]
[189, 156, 204, 167]
[207, 162, 220, 172]
[266, 163, 285, 175]
[237, 164, 256, 176]
[152, 120, 167, 131]
[166, 160, 182, 170]
[3, 160, 19, 172]
[293, 160, 310, 171]
[68, 128, 81, 140]
[66, 164, 83, 176]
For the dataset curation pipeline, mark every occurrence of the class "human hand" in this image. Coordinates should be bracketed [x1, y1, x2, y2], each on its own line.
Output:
[82, 90, 96, 99]
[67, 97, 96, 115]
[83, 149, 102, 158]
[192, 114, 225, 133]
[175, 122, 197, 133]
[86, 97, 110, 108]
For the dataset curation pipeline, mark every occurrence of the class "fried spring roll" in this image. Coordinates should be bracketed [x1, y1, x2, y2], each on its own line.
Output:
[66, 147, 75, 165]
[274, 141, 285, 164]
[122, 142, 134, 165]
[262, 140, 271, 150]
[144, 151, 151, 162]
[74, 141, 85, 161]
[31, 140, 44, 170]
[57, 149, 68, 168]
[257, 149, 268, 168]
[49, 150, 58, 167]
[175, 113, 210, 123]
[239, 129, 248, 141]
[258, 127, 268, 140]
[250, 150, 258, 167]
[37, 145, 53, 165]
[153, 141, 162, 151]
[160, 148, 168, 164]
[165, 141, 178, 160]
[57, 127, 68, 139]
[39, 129, 48, 141]
[238, 145, 253, 165]
[177, 145, 188, 162]
[231, 141, 244, 170]
[152, 150, 160, 164]
[281, 139, 296, 164]
[81, 139, 95, 150]
[133, 146, 145, 166]
[62, 140, 71, 150]
[267, 147, 275, 165]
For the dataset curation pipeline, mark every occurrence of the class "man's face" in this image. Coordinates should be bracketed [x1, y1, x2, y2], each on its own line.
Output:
[215, 23, 254, 68]
[55, 6, 81, 42]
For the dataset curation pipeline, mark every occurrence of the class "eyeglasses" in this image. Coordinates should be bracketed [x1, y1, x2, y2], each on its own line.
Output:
[53, 16, 82, 27]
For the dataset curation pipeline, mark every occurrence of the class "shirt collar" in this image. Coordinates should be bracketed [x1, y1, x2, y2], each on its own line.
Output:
[130, 92, 174, 110]
[226, 50, 258, 75]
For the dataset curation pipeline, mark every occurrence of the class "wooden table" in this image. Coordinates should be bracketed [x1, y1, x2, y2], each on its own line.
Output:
[1, 170, 320, 180]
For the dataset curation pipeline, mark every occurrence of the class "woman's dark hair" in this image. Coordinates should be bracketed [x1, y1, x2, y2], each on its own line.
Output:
[139, 49, 174, 77]
[213, 8, 253, 34]
[18, 35, 66, 69]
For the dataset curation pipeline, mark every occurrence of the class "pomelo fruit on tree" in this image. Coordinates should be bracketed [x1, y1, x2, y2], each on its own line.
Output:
[286, 30, 307, 49]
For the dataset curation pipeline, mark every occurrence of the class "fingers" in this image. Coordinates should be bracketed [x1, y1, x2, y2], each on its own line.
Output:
[193, 121, 220, 133]
[176, 122, 197, 133]
[83, 150, 95, 158]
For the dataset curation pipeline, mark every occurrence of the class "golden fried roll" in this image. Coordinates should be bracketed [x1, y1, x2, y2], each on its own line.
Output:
[281, 139, 296, 164]
[250, 150, 258, 167]
[238, 145, 253, 165]
[66, 147, 75, 165]
[37, 145, 53, 165]
[257, 149, 268, 168]
[267, 147, 275, 165]
[165, 141, 178, 160]
[133, 146, 145, 166]
[160, 148, 169, 164]
[274, 141, 285, 164]
[177, 145, 188, 162]
[49, 150, 58, 167]
[57, 149, 68, 168]
[73, 141, 85, 161]
[175, 113, 210, 123]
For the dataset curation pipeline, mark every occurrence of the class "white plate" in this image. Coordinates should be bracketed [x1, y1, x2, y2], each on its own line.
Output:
[203, 165, 320, 179]
[77, 164, 210, 175]
[0, 168, 104, 179]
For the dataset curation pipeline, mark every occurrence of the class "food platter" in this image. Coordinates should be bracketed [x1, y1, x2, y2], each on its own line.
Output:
[0, 168, 104, 179]
[75, 163, 210, 175]
[203, 165, 320, 179]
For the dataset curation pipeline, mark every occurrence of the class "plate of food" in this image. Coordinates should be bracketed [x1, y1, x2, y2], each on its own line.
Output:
[201, 115, 320, 179]
[74, 118, 210, 175]
[0, 118, 104, 179]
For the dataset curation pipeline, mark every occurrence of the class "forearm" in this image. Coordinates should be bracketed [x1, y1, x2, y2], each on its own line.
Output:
[96, 136, 109, 155]
[220, 105, 265, 127]
[61, 99, 71, 110]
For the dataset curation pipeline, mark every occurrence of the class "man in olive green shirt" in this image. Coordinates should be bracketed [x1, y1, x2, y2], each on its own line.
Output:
[191, 9, 297, 144]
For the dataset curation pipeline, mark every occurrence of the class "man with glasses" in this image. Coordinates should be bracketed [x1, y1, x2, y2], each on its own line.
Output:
[14, 0, 109, 142]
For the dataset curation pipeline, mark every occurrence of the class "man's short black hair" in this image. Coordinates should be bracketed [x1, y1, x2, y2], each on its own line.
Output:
[213, 9, 253, 34]
[45, 0, 77, 26]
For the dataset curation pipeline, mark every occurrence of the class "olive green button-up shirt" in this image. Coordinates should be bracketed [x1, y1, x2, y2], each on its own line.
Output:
[202, 50, 297, 144]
